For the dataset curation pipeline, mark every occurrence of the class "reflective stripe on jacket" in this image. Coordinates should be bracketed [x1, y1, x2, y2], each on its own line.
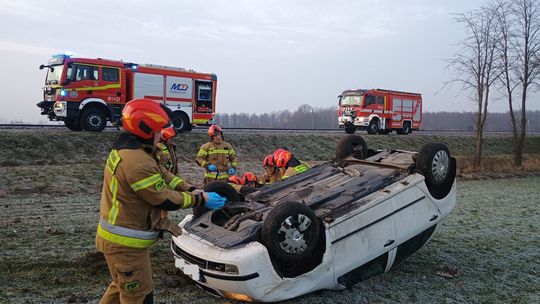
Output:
[196, 141, 238, 172]
[97, 147, 203, 249]
[282, 161, 310, 179]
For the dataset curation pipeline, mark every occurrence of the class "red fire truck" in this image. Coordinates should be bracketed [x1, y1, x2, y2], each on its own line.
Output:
[337, 88, 422, 135]
[37, 54, 217, 132]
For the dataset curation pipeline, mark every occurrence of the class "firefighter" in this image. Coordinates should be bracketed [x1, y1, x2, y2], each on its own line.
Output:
[96, 98, 227, 304]
[242, 172, 259, 189]
[155, 127, 178, 175]
[275, 149, 310, 179]
[196, 125, 238, 185]
[259, 155, 283, 184]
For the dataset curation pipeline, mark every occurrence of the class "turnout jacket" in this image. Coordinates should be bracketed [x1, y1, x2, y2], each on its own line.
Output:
[282, 161, 310, 180]
[196, 141, 238, 180]
[97, 136, 204, 249]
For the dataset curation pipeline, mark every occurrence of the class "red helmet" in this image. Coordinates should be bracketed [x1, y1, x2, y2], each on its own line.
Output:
[161, 127, 176, 141]
[276, 150, 293, 168]
[122, 99, 171, 140]
[242, 172, 258, 184]
[208, 125, 223, 138]
[262, 155, 275, 167]
[228, 175, 244, 185]
[272, 149, 286, 162]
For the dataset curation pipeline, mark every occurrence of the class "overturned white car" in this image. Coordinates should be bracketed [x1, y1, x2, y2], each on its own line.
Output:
[171, 136, 457, 302]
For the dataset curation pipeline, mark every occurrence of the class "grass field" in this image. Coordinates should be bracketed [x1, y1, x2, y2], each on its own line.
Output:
[0, 130, 539, 303]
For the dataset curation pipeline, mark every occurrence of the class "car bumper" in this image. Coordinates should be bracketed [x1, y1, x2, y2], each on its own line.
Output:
[171, 215, 339, 302]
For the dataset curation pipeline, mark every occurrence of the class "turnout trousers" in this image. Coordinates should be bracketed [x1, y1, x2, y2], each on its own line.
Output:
[96, 235, 154, 304]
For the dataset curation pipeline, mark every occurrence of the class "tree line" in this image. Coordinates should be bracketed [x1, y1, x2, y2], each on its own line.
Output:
[213, 105, 540, 131]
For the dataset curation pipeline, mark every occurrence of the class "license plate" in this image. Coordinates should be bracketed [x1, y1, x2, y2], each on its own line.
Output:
[175, 258, 201, 281]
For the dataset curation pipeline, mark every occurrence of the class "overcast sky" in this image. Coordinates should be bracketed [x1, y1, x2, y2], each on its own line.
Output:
[0, 0, 538, 123]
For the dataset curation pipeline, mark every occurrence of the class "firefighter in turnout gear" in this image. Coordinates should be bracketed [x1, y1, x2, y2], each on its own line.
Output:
[259, 155, 283, 184]
[275, 149, 310, 180]
[196, 125, 238, 185]
[96, 99, 227, 304]
[155, 127, 178, 175]
[155, 126, 201, 232]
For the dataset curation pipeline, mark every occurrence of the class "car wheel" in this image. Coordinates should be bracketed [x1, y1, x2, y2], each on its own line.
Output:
[172, 111, 190, 133]
[81, 108, 107, 132]
[336, 135, 368, 161]
[345, 125, 356, 134]
[367, 119, 379, 135]
[416, 143, 451, 186]
[193, 182, 240, 219]
[262, 201, 320, 262]
[64, 119, 82, 131]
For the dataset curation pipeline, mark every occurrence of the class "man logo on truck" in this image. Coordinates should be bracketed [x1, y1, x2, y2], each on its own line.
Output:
[170, 83, 189, 92]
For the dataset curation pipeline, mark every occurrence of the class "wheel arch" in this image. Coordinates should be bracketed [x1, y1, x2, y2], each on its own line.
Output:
[79, 98, 111, 120]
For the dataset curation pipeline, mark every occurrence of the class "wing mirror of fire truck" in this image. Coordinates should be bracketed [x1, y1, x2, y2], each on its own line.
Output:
[39, 64, 54, 72]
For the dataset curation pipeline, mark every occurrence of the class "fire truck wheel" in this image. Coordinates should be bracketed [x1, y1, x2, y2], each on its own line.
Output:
[367, 119, 379, 135]
[81, 108, 107, 132]
[398, 122, 411, 135]
[172, 111, 190, 133]
[64, 119, 82, 131]
[345, 125, 356, 134]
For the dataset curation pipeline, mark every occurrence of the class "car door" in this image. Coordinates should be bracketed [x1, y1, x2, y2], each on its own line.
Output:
[329, 199, 397, 283]
[390, 185, 442, 268]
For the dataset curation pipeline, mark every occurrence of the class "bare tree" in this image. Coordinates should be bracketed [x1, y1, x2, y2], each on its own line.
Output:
[511, 0, 540, 166]
[493, 0, 521, 165]
[447, 6, 500, 170]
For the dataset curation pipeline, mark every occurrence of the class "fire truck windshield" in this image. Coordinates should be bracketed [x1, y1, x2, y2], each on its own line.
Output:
[340, 95, 363, 106]
[45, 65, 64, 85]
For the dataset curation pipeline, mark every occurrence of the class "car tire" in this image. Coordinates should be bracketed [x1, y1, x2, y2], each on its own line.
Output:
[193, 182, 240, 219]
[64, 119, 82, 131]
[80, 108, 107, 132]
[416, 143, 451, 186]
[367, 119, 379, 135]
[336, 135, 368, 161]
[172, 111, 190, 133]
[345, 125, 356, 134]
[262, 201, 320, 262]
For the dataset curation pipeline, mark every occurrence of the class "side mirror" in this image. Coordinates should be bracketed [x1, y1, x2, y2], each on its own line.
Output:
[39, 64, 45, 70]
[50, 67, 54, 72]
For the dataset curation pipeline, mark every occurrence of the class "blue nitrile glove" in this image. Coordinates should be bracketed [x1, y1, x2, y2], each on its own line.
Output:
[228, 167, 236, 175]
[207, 164, 217, 172]
[205, 192, 227, 210]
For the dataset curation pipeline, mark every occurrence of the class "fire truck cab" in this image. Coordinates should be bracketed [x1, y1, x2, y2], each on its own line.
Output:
[337, 88, 422, 135]
[37, 54, 217, 132]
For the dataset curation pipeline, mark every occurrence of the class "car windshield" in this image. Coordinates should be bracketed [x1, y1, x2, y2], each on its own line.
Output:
[341, 95, 363, 106]
[45, 65, 64, 85]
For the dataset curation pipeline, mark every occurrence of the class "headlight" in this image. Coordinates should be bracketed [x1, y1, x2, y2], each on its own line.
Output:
[54, 101, 66, 112]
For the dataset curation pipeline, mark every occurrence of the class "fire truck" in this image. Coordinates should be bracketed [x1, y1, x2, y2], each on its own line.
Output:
[337, 88, 422, 135]
[37, 54, 217, 132]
